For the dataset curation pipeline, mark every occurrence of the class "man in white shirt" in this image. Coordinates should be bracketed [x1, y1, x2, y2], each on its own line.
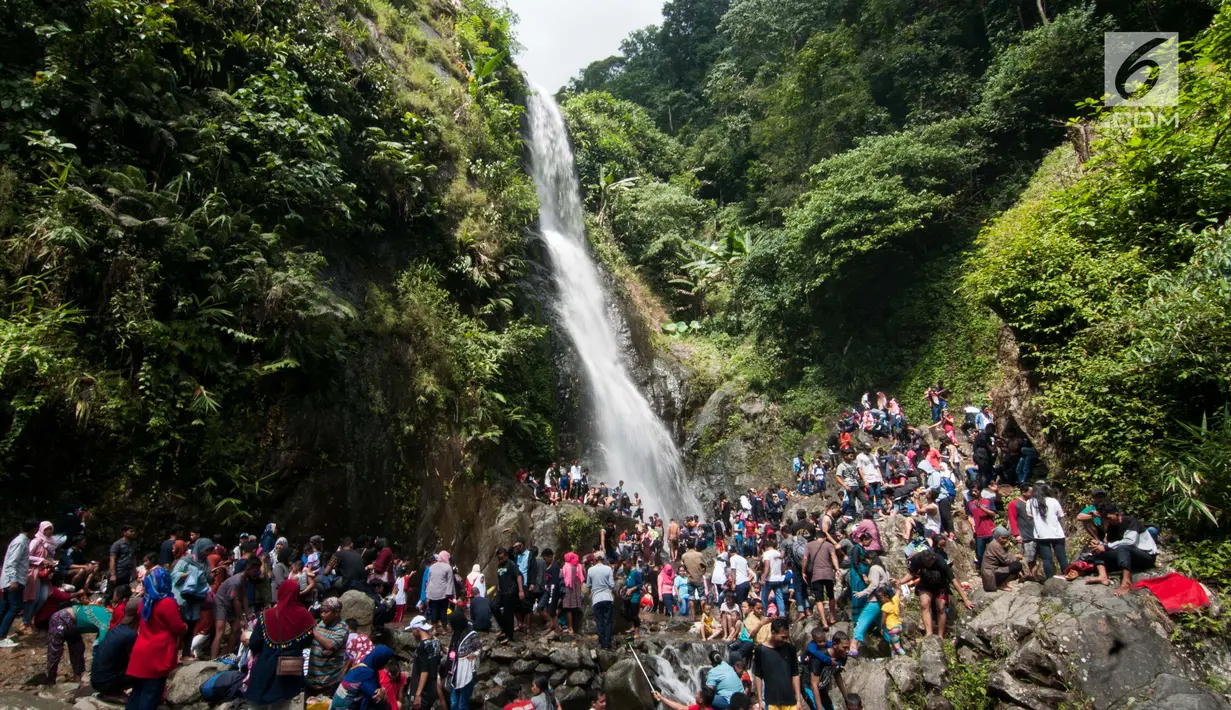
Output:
[760, 540, 787, 616]
[856, 451, 883, 512]
[729, 551, 750, 604]
[926, 464, 956, 535]
[0, 519, 38, 647]
[1089, 506, 1158, 596]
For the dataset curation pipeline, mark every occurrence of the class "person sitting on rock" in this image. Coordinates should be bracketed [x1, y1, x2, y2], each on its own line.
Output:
[980, 527, 1023, 592]
[1086, 505, 1159, 596]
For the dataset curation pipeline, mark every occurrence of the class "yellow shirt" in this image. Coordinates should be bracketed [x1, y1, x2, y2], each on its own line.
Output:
[881, 595, 901, 629]
[702, 613, 718, 635]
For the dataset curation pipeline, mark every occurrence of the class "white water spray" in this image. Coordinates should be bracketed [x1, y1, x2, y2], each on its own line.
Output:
[525, 86, 700, 520]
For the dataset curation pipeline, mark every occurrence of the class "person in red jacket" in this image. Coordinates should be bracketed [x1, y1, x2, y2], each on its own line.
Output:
[126, 567, 186, 710]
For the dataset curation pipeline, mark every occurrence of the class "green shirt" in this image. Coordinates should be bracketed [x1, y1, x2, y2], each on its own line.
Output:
[74, 605, 113, 645]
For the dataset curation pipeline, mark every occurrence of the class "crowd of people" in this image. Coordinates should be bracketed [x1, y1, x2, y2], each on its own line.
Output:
[0, 384, 1164, 710]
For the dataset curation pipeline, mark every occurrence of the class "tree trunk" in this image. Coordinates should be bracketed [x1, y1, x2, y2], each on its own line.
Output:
[1036, 0, 1049, 24]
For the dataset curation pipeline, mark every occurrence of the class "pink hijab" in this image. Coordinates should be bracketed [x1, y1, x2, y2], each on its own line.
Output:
[562, 552, 583, 589]
[438, 550, 451, 564]
[25, 521, 55, 601]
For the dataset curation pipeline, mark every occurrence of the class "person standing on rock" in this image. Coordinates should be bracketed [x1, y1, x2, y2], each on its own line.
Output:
[246, 579, 316, 710]
[667, 519, 681, 561]
[837, 452, 867, 520]
[0, 519, 37, 647]
[125, 568, 186, 710]
[407, 615, 443, 710]
[1027, 482, 1068, 580]
[658, 557, 676, 618]
[585, 555, 615, 650]
[899, 548, 974, 639]
[752, 617, 802, 710]
[804, 531, 840, 631]
[535, 549, 562, 635]
[729, 548, 751, 605]
[494, 548, 523, 647]
[682, 540, 707, 618]
[618, 557, 643, 640]
[308, 597, 349, 696]
[1007, 485, 1039, 581]
[425, 551, 455, 625]
[560, 552, 585, 635]
[445, 607, 481, 710]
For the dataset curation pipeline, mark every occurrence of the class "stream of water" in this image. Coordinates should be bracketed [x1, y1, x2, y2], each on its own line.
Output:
[525, 86, 701, 521]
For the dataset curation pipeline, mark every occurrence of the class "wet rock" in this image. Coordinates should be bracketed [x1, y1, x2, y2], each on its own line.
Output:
[488, 646, 520, 663]
[550, 669, 569, 687]
[923, 696, 953, 710]
[556, 686, 590, 710]
[510, 660, 537, 675]
[340, 590, 375, 634]
[603, 659, 653, 710]
[534, 663, 554, 675]
[596, 650, 620, 672]
[550, 646, 583, 670]
[566, 670, 595, 687]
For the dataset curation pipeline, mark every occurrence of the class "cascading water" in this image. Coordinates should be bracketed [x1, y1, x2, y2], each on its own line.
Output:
[525, 86, 701, 520]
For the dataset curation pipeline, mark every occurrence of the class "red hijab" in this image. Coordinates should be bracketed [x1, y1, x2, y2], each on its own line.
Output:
[263, 579, 315, 645]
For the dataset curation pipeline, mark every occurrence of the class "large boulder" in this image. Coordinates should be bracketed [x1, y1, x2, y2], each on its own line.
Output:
[840, 663, 892, 710]
[962, 579, 1231, 710]
[340, 589, 375, 634]
[603, 659, 653, 710]
[550, 646, 584, 670]
[165, 661, 226, 706]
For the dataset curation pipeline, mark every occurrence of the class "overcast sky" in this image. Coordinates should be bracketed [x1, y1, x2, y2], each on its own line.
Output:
[506, 0, 663, 94]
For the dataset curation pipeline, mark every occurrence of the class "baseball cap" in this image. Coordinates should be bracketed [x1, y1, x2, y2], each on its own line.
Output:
[405, 615, 432, 632]
[239, 532, 250, 539]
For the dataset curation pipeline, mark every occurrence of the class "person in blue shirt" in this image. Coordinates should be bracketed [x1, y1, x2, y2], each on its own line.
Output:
[805, 628, 849, 710]
[619, 558, 642, 640]
[705, 651, 745, 709]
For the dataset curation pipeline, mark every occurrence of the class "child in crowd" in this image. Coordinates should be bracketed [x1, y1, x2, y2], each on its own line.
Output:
[876, 586, 905, 656]
[344, 618, 373, 671]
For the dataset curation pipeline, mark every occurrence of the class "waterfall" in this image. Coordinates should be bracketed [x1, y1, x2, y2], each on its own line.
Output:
[525, 86, 701, 520]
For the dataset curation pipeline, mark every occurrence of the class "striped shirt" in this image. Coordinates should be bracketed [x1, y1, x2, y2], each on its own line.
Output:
[307, 620, 348, 689]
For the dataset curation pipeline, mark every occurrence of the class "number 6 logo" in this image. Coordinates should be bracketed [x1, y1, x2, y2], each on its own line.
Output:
[1105, 33, 1179, 107]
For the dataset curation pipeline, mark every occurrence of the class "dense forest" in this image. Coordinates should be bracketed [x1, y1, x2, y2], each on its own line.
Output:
[557, 0, 1231, 569]
[0, 0, 562, 534]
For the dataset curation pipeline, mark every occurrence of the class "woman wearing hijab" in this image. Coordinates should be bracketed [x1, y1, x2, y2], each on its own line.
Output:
[330, 645, 394, 710]
[190, 535, 214, 566]
[126, 568, 187, 710]
[445, 612, 480, 710]
[465, 565, 485, 600]
[23, 522, 58, 628]
[169, 540, 206, 660]
[560, 552, 584, 635]
[247, 579, 317, 710]
[425, 552, 455, 624]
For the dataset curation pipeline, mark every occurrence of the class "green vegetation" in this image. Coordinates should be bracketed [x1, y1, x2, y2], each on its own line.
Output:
[969, 12, 1231, 537]
[559, 0, 1231, 554]
[559, 0, 1215, 424]
[0, 0, 556, 529]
